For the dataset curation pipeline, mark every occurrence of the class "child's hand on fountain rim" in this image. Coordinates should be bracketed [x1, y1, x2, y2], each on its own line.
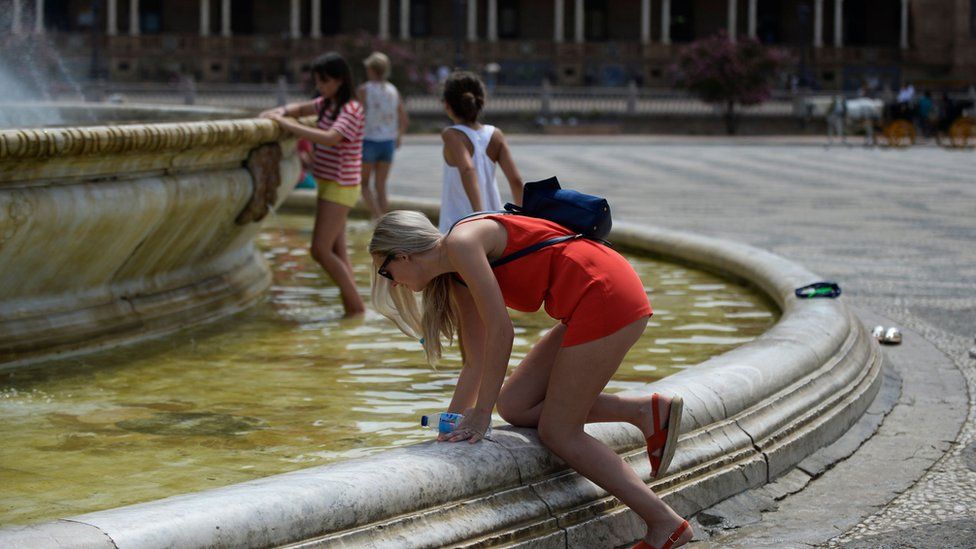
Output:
[259, 106, 285, 118]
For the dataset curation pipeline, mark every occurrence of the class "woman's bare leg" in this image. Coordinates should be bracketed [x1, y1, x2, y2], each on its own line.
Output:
[373, 161, 392, 214]
[310, 199, 365, 316]
[360, 163, 379, 219]
[535, 317, 691, 548]
[497, 321, 676, 464]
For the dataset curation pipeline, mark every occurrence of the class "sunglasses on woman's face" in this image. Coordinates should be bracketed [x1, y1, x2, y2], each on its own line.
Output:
[377, 254, 395, 281]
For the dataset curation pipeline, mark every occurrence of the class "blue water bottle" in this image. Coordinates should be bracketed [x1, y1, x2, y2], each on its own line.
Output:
[420, 412, 492, 438]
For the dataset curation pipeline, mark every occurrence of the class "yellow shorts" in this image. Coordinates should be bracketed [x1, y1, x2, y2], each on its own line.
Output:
[315, 178, 360, 208]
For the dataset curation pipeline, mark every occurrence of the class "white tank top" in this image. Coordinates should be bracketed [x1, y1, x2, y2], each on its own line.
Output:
[439, 124, 502, 234]
[362, 81, 400, 141]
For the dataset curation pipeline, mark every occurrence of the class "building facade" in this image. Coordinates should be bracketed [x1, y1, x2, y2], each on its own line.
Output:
[5, 0, 976, 90]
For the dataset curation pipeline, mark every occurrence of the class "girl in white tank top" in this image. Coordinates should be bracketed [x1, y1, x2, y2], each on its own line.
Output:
[439, 71, 524, 234]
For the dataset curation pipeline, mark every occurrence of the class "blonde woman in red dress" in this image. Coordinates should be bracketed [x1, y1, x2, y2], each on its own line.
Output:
[369, 210, 692, 549]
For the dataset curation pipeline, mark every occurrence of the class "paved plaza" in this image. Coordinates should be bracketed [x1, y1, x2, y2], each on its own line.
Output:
[387, 136, 976, 547]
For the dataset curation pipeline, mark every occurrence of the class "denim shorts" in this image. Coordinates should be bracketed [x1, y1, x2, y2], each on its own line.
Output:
[362, 139, 396, 163]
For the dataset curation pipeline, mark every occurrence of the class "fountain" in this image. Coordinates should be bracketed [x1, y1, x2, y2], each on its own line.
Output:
[0, 46, 881, 546]
[0, 103, 299, 368]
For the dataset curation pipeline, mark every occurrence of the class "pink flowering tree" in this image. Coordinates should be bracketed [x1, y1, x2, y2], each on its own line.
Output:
[673, 32, 789, 134]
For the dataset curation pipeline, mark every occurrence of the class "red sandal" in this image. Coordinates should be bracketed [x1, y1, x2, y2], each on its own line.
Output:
[630, 519, 691, 549]
[646, 393, 683, 478]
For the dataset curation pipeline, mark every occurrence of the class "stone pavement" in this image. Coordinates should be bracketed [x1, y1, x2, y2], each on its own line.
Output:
[385, 136, 976, 547]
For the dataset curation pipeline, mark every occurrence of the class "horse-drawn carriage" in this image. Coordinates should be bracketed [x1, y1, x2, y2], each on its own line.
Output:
[805, 93, 975, 148]
[936, 98, 975, 148]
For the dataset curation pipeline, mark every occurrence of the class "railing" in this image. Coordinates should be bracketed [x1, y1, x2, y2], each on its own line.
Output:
[76, 81, 798, 117]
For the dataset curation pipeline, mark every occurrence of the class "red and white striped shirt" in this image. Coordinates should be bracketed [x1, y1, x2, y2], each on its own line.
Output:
[312, 98, 364, 186]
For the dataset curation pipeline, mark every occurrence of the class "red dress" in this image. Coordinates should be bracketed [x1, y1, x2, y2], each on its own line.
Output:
[456, 214, 652, 347]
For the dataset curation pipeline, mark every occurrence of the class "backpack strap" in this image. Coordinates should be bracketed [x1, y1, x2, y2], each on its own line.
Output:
[489, 234, 581, 268]
[446, 211, 583, 287]
[451, 233, 581, 288]
[446, 210, 510, 235]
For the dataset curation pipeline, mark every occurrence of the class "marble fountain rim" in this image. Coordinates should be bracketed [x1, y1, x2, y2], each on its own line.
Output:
[0, 196, 882, 548]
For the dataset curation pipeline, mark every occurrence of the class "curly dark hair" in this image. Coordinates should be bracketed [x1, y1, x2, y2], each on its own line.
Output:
[443, 71, 486, 124]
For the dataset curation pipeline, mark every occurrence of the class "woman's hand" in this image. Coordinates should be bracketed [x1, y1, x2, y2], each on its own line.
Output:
[442, 408, 491, 444]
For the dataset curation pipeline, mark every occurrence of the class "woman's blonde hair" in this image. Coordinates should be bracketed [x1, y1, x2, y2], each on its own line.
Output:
[369, 210, 457, 365]
[363, 51, 391, 80]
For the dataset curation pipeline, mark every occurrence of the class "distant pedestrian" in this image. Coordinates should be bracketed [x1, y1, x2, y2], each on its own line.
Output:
[357, 52, 409, 219]
[897, 83, 915, 105]
[438, 71, 523, 233]
[260, 52, 366, 317]
[826, 94, 848, 147]
[917, 91, 934, 138]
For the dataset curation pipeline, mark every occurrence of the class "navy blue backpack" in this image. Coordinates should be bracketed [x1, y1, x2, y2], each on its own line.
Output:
[450, 176, 613, 269]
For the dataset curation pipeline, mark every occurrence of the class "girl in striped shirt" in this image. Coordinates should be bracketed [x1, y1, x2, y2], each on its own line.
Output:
[261, 52, 366, 316]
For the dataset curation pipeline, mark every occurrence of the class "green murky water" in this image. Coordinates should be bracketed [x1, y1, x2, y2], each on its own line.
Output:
[0, 214, 777, 526]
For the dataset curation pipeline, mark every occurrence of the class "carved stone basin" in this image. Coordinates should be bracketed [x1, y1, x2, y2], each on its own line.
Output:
[0, 103, 299, 369]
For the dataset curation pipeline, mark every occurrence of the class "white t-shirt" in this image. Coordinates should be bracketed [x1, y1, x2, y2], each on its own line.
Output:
[362, 81, 400, 141]
[439, 124, 502, 234]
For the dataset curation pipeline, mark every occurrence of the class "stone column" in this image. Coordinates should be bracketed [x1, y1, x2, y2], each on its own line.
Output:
[379, 0, 389, 40]
[814, 0, 823, 47]
[727, 0, 737, 41]
[34, 0, 43, 33]
[290, 0, 300, 38]
[107, 0, 117, 36]
[200, 0, 210, 37]
[311, 0, 321, 38]
[12, 0, 22, 34]
[129, 0, 139, 36]
[488, 0, 497, 42]
[748, 0, 757, 39]
[553, 0, 564, 43]
[400, 0, 409, 39]
[833, 0, 843, 47]
[221, 0, 231, 37]
[574, 0, 583, 44]
[467, 0, 477, 41]
[640, 0, 650, 45]
[899, 0, 909, 49]
[661, 0, 671, 45]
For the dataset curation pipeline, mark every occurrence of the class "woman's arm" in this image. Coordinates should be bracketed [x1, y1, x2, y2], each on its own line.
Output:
[442, 129, 484, 212]
[443, 282, 487, 426]
[444, 226, 514, 442]
[492, 130, 523, 206]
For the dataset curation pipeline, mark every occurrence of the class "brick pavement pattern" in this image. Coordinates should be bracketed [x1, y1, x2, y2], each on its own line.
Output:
[386, 136, 976, 546]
